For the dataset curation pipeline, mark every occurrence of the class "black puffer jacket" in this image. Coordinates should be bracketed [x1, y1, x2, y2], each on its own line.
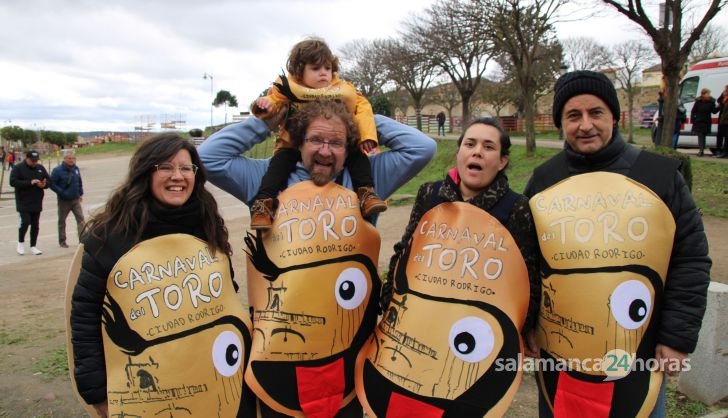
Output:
[384, 172, 541, 334]
[524, 133, 711, 353]
[691, 97, 716, 134]
[69, 198, 218, 405]
[9, 160, 50, 212]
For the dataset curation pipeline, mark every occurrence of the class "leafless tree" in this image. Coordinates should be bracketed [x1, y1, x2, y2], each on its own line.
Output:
[427, 82, 461, 133]
[481, 0, 565, 154]
[475, 74, 518, 117]
[612, 40, 657, 142]
[689, 23, 728, 63]
[403, 0, 493, 125]
[379, 39, 440, 130]
[387, 88, 413, 118]
[601, 0, 728, 147]
[562, 36, 614, 71]
[338, 39, 389, 97]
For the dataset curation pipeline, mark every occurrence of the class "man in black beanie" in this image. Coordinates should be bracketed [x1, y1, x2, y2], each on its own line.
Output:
[524, 70, 710, 417]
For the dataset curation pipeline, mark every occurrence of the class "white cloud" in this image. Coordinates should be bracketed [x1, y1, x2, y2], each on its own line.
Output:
[1, 0, 726, 132]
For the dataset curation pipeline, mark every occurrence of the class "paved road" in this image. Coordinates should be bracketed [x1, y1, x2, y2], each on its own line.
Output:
[0, 155, 248, 267]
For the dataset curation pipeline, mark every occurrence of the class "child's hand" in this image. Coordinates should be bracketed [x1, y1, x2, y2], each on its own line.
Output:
[359, 139, 377, 155]
[255, 97, 273, 113]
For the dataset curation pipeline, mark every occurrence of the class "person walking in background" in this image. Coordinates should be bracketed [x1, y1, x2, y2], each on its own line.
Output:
[691, 88, 716, 157]
[436, 111, 446, 136]
[50, 153, 85, 248]
[714, 84, 728, 158]
[6, 149, 14, 170]
[0, 146, 6, 171]
[10, 151, 50, 255]
[673, 103, 687, 150]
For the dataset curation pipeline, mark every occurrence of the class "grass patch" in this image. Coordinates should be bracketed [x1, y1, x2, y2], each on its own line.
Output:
[0, 331, 25, 345]
[32, 347, 68, 378]
[666, 386, 708, 418]
[691, 158, 728, 218]
[73, 141, 137, 156]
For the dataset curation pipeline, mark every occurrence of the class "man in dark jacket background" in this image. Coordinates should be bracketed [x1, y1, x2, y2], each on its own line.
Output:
[524, 71, 710, 417]
[10, 150, 50, 255]
[50, 152, 84, 248]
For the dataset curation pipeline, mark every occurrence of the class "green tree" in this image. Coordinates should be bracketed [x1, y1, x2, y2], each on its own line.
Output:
[42, 130, 67, 147]
[369, 95, 393, 117]
[64, 132, 78, 146]
[1, 125, 25, 143]
[212, 90, 239, 124]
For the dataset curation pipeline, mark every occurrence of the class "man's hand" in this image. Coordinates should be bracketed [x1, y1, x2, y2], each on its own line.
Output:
[655, 343, 689, 376]
[80, 196, 84, 203]
[31, 179, 40, 186]
[524, 329, 540, 358]
[360, 139, 377, 155]
[263, 105, 288, 131]
[93, 401, 108, 418]
[37, 178, 47, 188]
[254, 97, 273, 113]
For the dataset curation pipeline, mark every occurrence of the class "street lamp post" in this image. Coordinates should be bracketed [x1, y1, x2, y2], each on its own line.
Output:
[203, 72, 214, 129]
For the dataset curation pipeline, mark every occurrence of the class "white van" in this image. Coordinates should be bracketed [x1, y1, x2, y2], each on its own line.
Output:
[675, 57, 728, 149]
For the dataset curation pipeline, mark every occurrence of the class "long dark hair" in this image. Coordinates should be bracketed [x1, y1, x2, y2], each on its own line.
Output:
[84, 133, 231, 256]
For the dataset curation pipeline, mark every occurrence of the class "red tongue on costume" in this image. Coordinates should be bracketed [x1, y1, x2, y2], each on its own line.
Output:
[296, 358, 345, 418]
[386, 392, 444, 418]
[553, 371, 614, 418]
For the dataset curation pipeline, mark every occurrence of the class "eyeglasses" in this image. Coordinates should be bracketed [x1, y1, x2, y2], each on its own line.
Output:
[305, 137, 347, 151]
[154, 163, 198, 177]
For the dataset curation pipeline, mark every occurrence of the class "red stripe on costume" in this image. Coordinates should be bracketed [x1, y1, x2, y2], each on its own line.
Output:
[296, 359, 345, 418]
[386, 392, 444, 418]
[553, 371, 614, 418]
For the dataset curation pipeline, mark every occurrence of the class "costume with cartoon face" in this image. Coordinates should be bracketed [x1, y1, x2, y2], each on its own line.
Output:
[356, 201, 530, 418]
[244, 181, 381, 417]
[69, 234, 253, 417]
[529, 172, 676, 417]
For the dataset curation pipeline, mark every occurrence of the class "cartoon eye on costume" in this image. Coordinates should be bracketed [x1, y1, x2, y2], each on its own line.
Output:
[334, 267, 368, 310]
[448, 317, 494, 363]
[212, 330, 243, 377]
[610, 280, 652, 330]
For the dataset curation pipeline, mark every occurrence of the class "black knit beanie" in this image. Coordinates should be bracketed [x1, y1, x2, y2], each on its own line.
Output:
[552, 70, 620, 128]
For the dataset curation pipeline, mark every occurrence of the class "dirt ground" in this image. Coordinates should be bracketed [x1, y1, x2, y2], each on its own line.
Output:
[1, 152, 727, 416]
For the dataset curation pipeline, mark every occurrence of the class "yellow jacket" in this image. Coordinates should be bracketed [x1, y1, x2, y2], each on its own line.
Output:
[252, 74, 377, 148]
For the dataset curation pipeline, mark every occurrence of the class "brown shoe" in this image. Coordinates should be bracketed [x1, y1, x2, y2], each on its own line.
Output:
[250, 198, 275, 230]
[357, 186, 387, 217]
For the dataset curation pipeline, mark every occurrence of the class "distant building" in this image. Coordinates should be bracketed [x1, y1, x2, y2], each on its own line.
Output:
[642, 63, 663, 87]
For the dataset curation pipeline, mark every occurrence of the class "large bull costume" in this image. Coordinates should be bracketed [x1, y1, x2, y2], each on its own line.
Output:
[65, 235, 254, 417]
[530, 172, 676, 417]
[244, 181, 381, 417]
[356, 194, 530, 417]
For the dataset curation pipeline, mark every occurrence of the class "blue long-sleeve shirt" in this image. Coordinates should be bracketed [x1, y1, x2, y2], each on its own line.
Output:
[198, 115, 437, 206]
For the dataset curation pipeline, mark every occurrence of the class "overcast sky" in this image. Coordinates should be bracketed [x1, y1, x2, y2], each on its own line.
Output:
[1, 0, 726, 133]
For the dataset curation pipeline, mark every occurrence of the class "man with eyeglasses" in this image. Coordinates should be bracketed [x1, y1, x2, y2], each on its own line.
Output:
[199, 99, 435, 418]
[199, 99, 436, 222]
[50, 152, 85, 248]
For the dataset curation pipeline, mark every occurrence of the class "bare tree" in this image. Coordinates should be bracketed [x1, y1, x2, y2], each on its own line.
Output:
[427, 82, 461, 133]
[562, 36, 614, 71]
[482, 0, 565, 155]
[403, 0, 493, 125]
[380, 39, 440, 130]
[338, 39, 389, 97]
[387, 88, 413, 118]
[689, 23, 728, 63]
[475, 75, 518, 117]
[601, 0, 727, 147]
[612, 40, 657, 142]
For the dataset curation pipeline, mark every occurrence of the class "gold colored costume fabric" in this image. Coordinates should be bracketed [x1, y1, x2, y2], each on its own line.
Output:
[530, 172, 676, 417]
[244, 181, 381, 418]
[356, 202, 529, 418]
[98, 234, 252, 417]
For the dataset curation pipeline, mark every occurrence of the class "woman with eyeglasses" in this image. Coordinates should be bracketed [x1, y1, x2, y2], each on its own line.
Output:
[68, 133, 253, 417]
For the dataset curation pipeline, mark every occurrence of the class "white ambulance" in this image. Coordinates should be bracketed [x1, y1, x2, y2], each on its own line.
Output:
[676, 57, 728, 150]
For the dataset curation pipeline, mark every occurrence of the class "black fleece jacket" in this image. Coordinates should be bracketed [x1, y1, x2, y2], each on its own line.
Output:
[524, 133, 711, 354]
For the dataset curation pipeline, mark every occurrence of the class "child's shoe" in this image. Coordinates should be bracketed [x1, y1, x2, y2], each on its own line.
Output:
[250, 198, 275, 230]
[357, 186, 387, 217]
